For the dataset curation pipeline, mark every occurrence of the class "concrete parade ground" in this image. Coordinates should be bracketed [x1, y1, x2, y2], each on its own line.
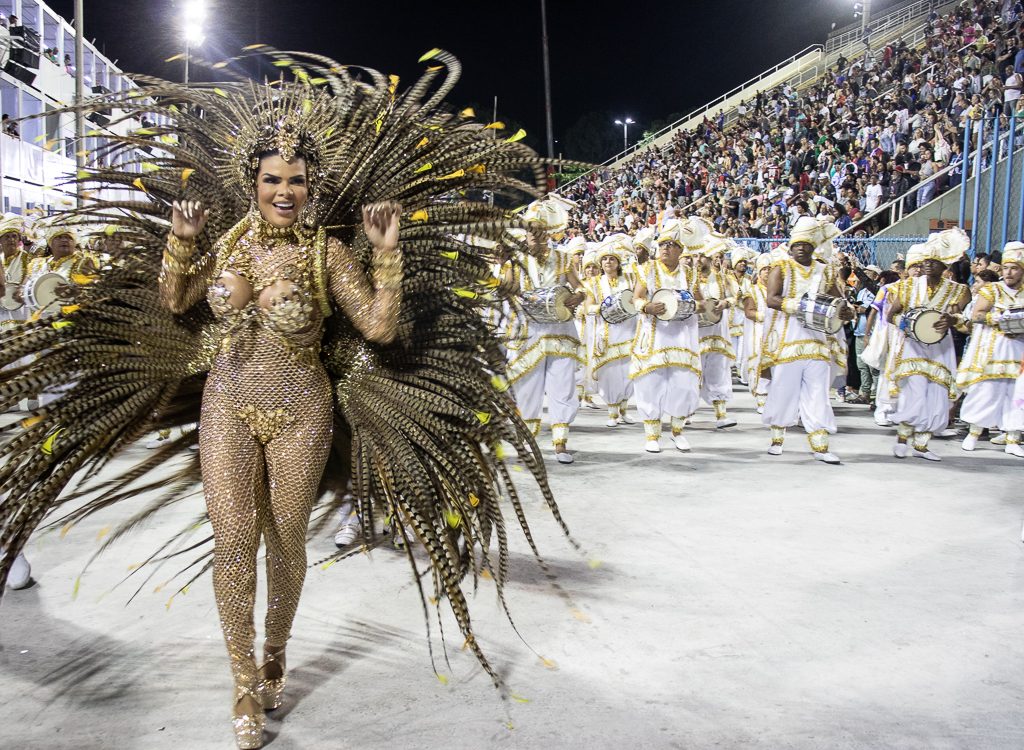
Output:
[1, 386, 1022, 750]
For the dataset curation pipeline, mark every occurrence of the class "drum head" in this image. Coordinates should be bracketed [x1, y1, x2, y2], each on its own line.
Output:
[912, 309, 946, 344]
[0, 290, 22, 310]
[551, 286, 573, 322]
[823, 313, 844, 335]
[619, 289, 636, 315]
[652, 289, 677, 321]
[29, 272, 65, 310]
[699, 299, 722, 325]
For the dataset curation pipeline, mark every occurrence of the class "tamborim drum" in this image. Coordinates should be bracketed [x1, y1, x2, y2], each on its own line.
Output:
[697, 298, 723, 327]
[0, 284, 23, 311]
[798, 292, 845, 335]
[998, 306, 1024, 337]
[898, 307, 946, 344]
[600, 289, 637, 324]
[24, 272, 66, 315]
[650, 288, 696, 322]
[520, 285, 573, 323]
[0, 261, 25, 310]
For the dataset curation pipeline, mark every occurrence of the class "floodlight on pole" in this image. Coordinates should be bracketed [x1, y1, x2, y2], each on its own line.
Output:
[182, 0, 207, 85]
[614, 117, 635, 153]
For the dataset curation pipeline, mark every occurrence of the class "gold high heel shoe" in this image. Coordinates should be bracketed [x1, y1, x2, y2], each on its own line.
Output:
[256, 647, 287, 711]
[232, 685, 265, 750]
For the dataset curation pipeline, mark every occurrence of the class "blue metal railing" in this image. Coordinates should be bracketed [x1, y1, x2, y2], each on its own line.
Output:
[732, 236, 927, 268]
[957, 113, 1024, 255]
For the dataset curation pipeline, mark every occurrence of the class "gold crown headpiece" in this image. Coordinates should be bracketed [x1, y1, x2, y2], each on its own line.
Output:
[225, 83, 342, 211]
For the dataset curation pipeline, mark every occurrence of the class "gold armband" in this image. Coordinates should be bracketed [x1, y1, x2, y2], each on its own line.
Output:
[166, 233, 197, 261]
[984, 312, 1000, 328]
[163, 234, 200, 275]
[755, 311, 764, 323]
[636, 299, 648, 314]
[372, 247, 403, 289]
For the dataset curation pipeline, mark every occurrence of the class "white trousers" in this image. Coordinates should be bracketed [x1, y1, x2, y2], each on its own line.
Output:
[761, 359, 836, 434]
[961, 379, 1016, 431]
[512, 355, 579, 426]
[889, 375, 950, 434]
[888, 375, 950, 434]
[634, 366, 700, 422]
[699, 352, 733, 405]
[596, 358, 633, 407]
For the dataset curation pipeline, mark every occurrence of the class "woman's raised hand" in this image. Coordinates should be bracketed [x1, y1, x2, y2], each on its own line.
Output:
[172, 199, 209, 240]
[362, 201, 401, 250]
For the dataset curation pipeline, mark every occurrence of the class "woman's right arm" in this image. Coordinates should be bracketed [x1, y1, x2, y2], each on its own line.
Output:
[160, 200, 214, 314]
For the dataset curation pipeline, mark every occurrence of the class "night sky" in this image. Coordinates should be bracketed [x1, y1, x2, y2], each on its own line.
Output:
[48, 0, 906, 160]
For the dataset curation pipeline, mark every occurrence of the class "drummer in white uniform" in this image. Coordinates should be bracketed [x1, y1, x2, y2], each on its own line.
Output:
[0, 214, 31, 330]
[695, 232, 739, 428]
[730, 244, 757, 387]
[742, 252, 773, 414]
[762, 216, 854, 464]
[584, 233, 637, 427]
[503, 198, 586, 464]
[25, 221, 95, 319]
[629, 217, 705, 453]
[884, 229, 972, 461]
[576, 243, 601, 410]
[956, 241, 1024, 457]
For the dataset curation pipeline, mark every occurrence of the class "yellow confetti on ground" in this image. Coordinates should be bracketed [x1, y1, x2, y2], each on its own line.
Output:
[540, 657, 558, 670]
[571, 609, 592, 623]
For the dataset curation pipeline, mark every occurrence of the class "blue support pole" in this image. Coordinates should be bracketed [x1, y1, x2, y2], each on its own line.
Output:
[971, 117, 985, 257]
[1018, 118, 1024, 241]
[986, 115, 1001, 254]
[959, 120, 971, 228]
[1002, 114, 1016, 247]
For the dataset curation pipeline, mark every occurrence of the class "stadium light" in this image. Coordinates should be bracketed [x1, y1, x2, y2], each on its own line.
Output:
[182, 0, 207, 85]
[614, 117, 635, 153]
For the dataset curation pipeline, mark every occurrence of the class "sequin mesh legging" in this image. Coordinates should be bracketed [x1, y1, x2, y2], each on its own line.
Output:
[199, 338, 333, 693]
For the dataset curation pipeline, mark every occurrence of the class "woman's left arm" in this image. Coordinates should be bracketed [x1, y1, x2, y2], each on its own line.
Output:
[325, 202, 402, 344]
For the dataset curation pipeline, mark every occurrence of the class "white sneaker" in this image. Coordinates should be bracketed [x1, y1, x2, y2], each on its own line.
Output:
[1006, 444, 1024, 458]
[716, 417, 737, 429]
[605, 418, 618, 427]
[991, 432, 1008, 446]
[913, 449, 941, 462]
[892, 443, 909, 459]
[767, 444, 783, 456]
[874, 414, 894, 427]
[618, 413, 635, 425]
[555, 451, 575, 464]
[756, 406, 764, 415]
[583, 400, 602, 410]
[936, 428, 958, 439]
[7, 553, 31, 589]
[672, 435, 691, 452]
[813, 451, 841, 465]
[961, 434, 979, 452]
[334, 516, 361, 547]
[645, 440, 661, 453]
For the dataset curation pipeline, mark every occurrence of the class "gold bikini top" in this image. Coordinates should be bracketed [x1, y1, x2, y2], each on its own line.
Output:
[208, 218, 319, 339]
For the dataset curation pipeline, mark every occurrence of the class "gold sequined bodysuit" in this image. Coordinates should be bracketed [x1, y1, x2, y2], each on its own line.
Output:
[161, 216, 400, 695]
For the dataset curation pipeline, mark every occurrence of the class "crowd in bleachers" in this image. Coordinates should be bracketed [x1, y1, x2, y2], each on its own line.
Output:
[563, 0, 1024, 243]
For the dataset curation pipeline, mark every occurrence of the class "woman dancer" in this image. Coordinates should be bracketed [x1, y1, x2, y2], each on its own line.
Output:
[0, 49, 571, 749]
